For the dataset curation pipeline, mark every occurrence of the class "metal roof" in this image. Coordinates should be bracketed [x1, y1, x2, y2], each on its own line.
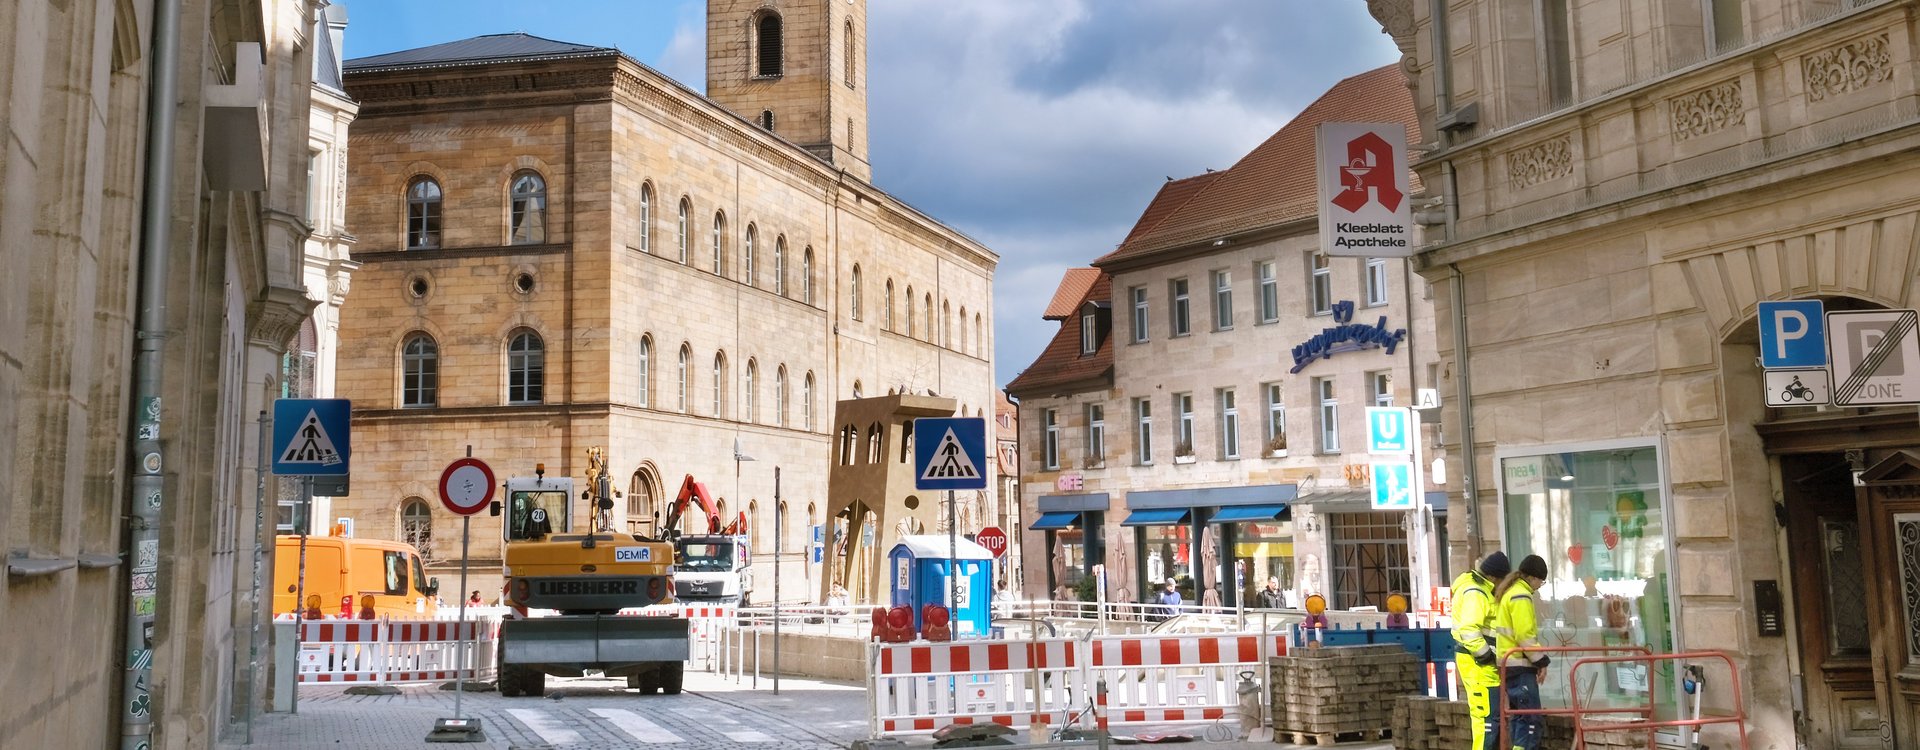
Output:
[344, 32, 616, 73]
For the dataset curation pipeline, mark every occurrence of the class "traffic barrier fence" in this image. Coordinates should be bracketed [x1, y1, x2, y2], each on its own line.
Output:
[290, 617, 498, 685]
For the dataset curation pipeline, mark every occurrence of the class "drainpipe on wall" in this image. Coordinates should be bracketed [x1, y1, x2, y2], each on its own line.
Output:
[1448, 263, 1482, 554]
[122, 1, 183, 748]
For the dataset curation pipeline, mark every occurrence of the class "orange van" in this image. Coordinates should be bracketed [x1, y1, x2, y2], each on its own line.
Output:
[273, 535, 440, 619]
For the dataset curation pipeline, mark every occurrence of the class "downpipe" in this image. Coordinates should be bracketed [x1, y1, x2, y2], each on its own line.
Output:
[122, 0, 184, 748]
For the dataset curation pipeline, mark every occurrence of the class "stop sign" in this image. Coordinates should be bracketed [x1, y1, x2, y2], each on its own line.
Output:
[975, 526, 1008, 558]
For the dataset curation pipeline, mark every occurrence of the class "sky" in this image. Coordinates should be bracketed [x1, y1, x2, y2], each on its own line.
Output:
[343, 1, 1401, 388]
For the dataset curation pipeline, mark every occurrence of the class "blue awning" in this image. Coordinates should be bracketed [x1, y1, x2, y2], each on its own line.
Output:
[1030, 511, 1082, 531]
[1121, 508, 1191, 527]
[1208, 504, 1289, 524]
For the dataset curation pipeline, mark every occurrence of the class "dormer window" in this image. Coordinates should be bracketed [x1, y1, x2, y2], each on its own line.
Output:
[1081, 309, 1098, 354]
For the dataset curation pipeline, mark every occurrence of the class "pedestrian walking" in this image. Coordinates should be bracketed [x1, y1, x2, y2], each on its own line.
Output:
[1156, 578, 1182, 621]
[1495, 554, 1552, 750]
[1257, 576, 1285, 609]
[1450, 551, 1510, 750]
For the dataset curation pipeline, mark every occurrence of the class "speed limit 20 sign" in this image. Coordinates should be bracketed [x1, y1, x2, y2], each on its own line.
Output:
[439, 457, 496, 516]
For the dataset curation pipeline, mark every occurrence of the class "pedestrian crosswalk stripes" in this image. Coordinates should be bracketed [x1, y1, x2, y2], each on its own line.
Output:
[499, 705, 777, 744]
[588, 708, 683, 743]
[507, 708, 582, 745]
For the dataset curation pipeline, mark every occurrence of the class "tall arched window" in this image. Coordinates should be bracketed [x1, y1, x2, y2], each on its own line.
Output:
[777, 500, 789, 553]
[802, 247, 815, 304]
[773, 237, 787, 297]
[756, 12, 784, 77]
[401, 498, 434, 561]
[628, 469, 656, 532]
[852, 380, 864, 399]
[677, 198, 691, 263]
[637, 335, 652, 408]
[905, 285, 916, 336]
[401, 333, 438, 407]
[775, 366, 789, 427]
[749, 500, 762, 550]
[744, 224, 757, 286]
[711, 211, 726, 275]
[943, 300, 952, 348]
[975, 313, 984, 357]
[850, 265, 863, 320]
[712, 351, 727, 417]
[844, 19, 856, 88]
[924, 294, 934, 342]
[508, 171, 547, 245]
[745, 359, 759, 423]
[405, 177, 442, 249]
[677, 344, 691, 413]
[959, 306, 968, 352]
[637, 183, 652, 253]
[507, 329, 545, 404]
[803, 372, 816, 431]
[884, 280, 895, 330]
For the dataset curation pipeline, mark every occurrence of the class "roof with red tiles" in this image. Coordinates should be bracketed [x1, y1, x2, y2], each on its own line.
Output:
[1095, 64, 1420, 267]
[1005, 271, 1114, 397]
[1042, 268, 1102, 320]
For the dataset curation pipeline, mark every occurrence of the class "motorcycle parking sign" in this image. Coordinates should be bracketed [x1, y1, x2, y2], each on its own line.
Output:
[1764, 368, 1829, 406]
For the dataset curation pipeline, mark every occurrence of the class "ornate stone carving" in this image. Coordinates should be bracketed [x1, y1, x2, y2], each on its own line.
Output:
[1506, 135, 1574, 189]
[1803, 33, 1892, 102]
[1366, 0, 1417, 44]
[1669, 79, 1744, 140]
[247, 284, 319, 352]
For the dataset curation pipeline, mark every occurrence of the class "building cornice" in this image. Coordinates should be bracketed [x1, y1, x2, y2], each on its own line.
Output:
[351, 242, 569, 264]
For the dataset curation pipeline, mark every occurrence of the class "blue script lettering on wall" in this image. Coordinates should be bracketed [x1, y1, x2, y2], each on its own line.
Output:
[1289, 300, 1406, 373]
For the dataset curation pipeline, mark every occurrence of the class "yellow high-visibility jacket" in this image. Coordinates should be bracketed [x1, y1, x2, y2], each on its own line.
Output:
[1495, 577, 1549, 668]
[1449, 570, 1496, 662]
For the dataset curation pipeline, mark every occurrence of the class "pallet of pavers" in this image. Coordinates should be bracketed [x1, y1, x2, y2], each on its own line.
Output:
[1268, 643, 1420, 745]
[1390, 695, 1463, 750]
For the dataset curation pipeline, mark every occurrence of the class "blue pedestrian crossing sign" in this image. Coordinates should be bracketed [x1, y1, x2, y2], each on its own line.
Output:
[1370, 462, 1417, 510]
[1758, 299, 1827, 369]
[913, 417, 988, 491]
[1365, 407, 1413, 455]
[272, 398, 351, 476]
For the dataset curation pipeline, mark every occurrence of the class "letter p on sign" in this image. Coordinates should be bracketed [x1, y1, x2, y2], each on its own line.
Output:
[1759, 299, 1827, 369]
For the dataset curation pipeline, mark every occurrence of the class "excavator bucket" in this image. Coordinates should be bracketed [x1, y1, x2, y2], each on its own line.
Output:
[500, 615, 690, 674]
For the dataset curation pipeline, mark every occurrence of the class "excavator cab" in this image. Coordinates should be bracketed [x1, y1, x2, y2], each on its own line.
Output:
[507, 490, 566, 540]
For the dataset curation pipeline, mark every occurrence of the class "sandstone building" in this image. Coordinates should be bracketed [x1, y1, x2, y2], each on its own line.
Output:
[1370, 0, 1920, 746]
[333, 0, 998, 600]
[1007, 66, 1444, 611]
[1, 0, 330, 747]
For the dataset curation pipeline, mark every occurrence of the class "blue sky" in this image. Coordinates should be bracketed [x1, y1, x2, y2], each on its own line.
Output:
[343, 1, 1401, 388]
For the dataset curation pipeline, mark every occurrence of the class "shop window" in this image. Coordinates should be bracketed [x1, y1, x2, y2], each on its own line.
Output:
[1142, 524, 1193, 600]
[1327, 512, 1409, 609]
[1500, 444, 1675, 717]
[1234, 520, 1295, 606]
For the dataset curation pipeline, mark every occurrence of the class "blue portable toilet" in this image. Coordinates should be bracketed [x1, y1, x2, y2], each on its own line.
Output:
[888, 535, 994, 637]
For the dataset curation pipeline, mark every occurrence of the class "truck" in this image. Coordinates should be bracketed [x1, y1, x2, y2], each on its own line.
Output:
[661, 475, 754, 607]
[494, 449, 690, 696]
[272, 533, 440, 619]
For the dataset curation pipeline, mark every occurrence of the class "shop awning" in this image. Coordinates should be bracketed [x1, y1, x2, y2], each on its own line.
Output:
[1208, 504, 1289, 523]
[1120, 508, 1191, 527]
[1030, 511, 1082, 531]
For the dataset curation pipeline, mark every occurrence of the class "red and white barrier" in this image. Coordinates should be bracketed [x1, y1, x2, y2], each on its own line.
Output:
[1087, 633, 1286, 729]
[294, 617, 498, 685]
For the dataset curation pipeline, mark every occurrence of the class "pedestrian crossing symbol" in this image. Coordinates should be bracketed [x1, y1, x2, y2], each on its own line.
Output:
[913, 417, 988, 491]
[272, 398, 351, 476]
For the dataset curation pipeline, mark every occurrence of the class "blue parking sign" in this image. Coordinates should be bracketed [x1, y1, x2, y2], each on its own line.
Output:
[272, 398, 350, 476]
[1758, 300, 1826, 369]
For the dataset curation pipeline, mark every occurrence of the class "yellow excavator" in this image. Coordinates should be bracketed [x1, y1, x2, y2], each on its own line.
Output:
[493, 448, 688, 696]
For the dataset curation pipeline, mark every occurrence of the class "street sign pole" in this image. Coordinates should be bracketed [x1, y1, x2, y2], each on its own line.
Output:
[773, 466, 781, 696]
[948, 489, 958, 618]
[453, 448, 472, 723]
[291, 475, 312, 716]
[428, 449, 493, 744]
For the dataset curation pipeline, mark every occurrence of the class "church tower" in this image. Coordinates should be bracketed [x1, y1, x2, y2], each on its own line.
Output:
[707, 0, 871, 181]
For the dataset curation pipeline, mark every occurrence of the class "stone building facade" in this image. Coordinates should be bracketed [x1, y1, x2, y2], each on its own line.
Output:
[1, 0, 327, 747]
[1370, 0, 1920, 746]
[1008, 66, 1444, 610]
[333, 0, 997, 602]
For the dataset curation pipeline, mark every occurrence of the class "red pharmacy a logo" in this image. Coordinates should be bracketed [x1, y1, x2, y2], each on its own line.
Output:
[1332, 132, 1403, 213]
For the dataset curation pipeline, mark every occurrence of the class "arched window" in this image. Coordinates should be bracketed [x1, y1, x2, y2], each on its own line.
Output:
[507, 329, 545, 404]
[852, 380, 863, 399]
[712, 351, 727, 417]
[777, 500, 789, 553]
[401, 498, 434, 562]
[508, 171, 547, 245]
[905, 285, 916, 336]
[866, 423, 882, 463]
[401, 333, 438, 407]
[677, 344, 691, 413]
[711, 211, 726, 275]
[637, 335, 652, 408]
[775, 366, 789, 427]
[405, 177, 442, 249]
[637, 183, 652, 253]
[924, 294, 934, 342]
[677, 198, 691, 263]
[843, 19, 856, 88]
[749, 500, 762, 550]
[759, 110, 775, 131]
[744, 224, 757, 286]
[756, 12, 784, 77]
[943, 300, 952, 348]
[773, 237, 787, 297]
[850, 264, 863, 320]
[975, 313, 984, 357]
[802, 247, 815, 304]
[884, 280, 895, 330]
[803, 372, 816, 431]
[745, 359, 759, 423]
[628, 469, 655, 532]
[959, 306, 968, 352]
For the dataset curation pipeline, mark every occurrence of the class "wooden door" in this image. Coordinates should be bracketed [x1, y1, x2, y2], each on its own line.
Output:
[1860, 451, 1920, 750]
[1782, 453, 1888, 748]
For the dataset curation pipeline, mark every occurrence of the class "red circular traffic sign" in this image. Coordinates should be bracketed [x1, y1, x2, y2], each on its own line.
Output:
[439, 458, 496, 516]
[975, 526, 1008, 558]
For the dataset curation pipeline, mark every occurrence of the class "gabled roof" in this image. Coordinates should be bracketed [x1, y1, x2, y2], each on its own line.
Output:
[344, 33, 617, 73]
[1006, 271, 1114, 397]
[1042, 268, 1102, 320]
[1096, 64, 1420, 267]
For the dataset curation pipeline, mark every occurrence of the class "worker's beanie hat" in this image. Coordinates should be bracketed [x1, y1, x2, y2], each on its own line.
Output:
[1478, 551, 1512, 579]
[1520, 555, 1548, 580]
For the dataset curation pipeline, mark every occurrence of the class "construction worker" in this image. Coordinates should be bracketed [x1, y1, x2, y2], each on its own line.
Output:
[1450, 550, 1509, 750]
[1494, 554, 1551, 750]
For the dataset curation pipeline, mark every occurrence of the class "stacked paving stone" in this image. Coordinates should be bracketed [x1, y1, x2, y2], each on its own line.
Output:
[1390, 695, 1467, 750]
[1269, 644, 1420, 744]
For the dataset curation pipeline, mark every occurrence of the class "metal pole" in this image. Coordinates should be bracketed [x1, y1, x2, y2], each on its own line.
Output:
[773, 466, 781, 695]
[244, 410, 269, 743]
[1448, 264, 1483, 553]
[454, 514, 472, 718]
[948, 490, 958, 621]
[292, 477, 313, 715]
[121, 0, 182, 746]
